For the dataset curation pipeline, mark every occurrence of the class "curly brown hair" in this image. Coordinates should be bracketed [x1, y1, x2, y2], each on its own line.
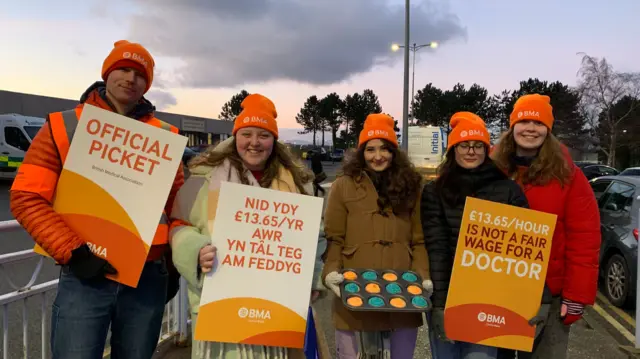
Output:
[188, 138, 314, 194]
[341, 139, 423, 215]
[490, 128, 573, 186]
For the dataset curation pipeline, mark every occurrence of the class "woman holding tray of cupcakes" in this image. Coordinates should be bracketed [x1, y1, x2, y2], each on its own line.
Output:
[491, 94, 600, 359]
[168, 93, 326, 359]
[421, 112, 528, 359]
[322, 113, 433, 359]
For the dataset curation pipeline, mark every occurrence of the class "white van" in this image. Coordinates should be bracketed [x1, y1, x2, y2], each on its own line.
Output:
[0, 114, 46, 180]
[407, 125, 447, 180]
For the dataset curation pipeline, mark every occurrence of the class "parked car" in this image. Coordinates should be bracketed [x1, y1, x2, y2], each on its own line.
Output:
[577, 162, 619, 180]
[619, 167, 640, 176]
[183, 147, 198, 166]
[306, 147, 330, 161]
[189, 144, 209, 153]
[330, 149, 345, 162]
[589, 175, 639, 308]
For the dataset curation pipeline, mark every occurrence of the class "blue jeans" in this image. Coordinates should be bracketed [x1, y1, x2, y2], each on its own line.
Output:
[427, 314, 498, 359]
[50, 260, 168, 359]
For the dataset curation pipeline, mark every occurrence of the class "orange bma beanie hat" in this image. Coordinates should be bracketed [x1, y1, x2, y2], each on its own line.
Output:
[101, 40, 155, 93]
[232, 94, 279, 138]
[510, 94, 554, 129]
[447, 111, 490, 150]
[358, 113, 398, 148]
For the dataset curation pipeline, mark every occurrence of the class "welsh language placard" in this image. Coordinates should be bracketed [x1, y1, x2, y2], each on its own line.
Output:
[444, 197, 557, 352]
[195, 181, 324, 348]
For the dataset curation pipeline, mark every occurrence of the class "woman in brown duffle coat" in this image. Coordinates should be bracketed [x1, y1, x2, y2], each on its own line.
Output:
[321, 113, 433, 359]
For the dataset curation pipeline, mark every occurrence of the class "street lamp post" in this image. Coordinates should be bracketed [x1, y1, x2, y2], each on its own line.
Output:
[400, 0, 411, 152]
[391, 41, 439, 128]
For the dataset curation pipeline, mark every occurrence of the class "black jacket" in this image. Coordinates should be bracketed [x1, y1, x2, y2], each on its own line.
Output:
[421, 160, 528, 308]
[310, 152, 323, 174]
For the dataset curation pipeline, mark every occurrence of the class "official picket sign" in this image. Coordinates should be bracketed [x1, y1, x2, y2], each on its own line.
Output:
[444, 197, 558, 352]
[33, 104, 187, 287]
[195, 181, 324, 348]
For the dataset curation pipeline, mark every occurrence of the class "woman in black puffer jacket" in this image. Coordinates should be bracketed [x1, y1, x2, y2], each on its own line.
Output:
[421, 112, 528, 359]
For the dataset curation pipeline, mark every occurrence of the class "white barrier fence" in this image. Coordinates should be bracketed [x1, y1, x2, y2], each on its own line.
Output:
[0, 219, 191, 359]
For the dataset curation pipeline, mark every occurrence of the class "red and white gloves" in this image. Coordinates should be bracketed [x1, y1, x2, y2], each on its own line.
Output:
[528, 298, 585, 328]
[561, 298, 585, 325]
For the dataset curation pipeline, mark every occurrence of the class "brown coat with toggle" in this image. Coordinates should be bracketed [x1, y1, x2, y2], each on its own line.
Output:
[321, 172, 430, 331]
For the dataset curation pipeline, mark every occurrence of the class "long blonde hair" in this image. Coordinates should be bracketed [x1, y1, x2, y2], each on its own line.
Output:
[491, 128, 573, 186]
[189, 138, 314, 194]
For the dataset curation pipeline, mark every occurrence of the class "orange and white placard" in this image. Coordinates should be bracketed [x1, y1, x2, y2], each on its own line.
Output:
[195, 181, 324, 348]
[34, 104, 187, 288]
[445, 197, 557, 352]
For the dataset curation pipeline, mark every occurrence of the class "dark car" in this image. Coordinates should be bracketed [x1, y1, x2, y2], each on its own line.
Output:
[183, 147, 198, 166]
[330, 149, 345, 163]
[578, 162, 619, 180]
[589, 175, 639, 308]
[306, 147, 330, 161]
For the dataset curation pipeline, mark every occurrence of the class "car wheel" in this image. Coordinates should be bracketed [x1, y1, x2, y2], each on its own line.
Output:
[605, 254, 630, 307]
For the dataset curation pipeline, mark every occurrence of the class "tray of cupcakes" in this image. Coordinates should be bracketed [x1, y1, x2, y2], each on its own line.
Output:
[339, 268, 430, 312]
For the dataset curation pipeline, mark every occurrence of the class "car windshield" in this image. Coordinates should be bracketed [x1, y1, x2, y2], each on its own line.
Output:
[23, 125, 42, 140]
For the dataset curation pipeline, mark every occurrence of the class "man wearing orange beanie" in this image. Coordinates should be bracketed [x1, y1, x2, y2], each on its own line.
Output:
[9, 40, 184, 359]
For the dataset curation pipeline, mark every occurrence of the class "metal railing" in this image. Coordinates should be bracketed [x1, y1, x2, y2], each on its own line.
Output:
[0, 220, 191, 359]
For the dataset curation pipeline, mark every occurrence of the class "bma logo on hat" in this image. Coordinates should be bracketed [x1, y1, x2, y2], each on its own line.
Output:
[460, 130, 468, 138]
[518, 111, 540, 119]
[243, 116, 267, 124]
[367, 130, 374, 136]
[121, 52, 149, 69]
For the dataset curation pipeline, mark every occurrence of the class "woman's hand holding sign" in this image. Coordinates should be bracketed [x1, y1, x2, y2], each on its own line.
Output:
[199, 245, 217, 273]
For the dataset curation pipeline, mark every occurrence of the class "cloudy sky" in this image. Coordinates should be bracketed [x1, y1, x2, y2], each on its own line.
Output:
[0, 0, 637, 141]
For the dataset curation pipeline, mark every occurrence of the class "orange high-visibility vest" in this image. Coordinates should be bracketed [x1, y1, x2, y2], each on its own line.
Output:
[47, 106, 179, 247]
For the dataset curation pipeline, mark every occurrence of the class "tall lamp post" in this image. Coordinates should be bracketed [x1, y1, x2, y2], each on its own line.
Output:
[392, 41, 439, 129]
[398, 0, 411, 152]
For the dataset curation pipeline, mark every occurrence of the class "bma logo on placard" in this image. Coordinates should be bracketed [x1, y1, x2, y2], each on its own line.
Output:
[477, 311, 505, 328]
[238, 307, 271, 323]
